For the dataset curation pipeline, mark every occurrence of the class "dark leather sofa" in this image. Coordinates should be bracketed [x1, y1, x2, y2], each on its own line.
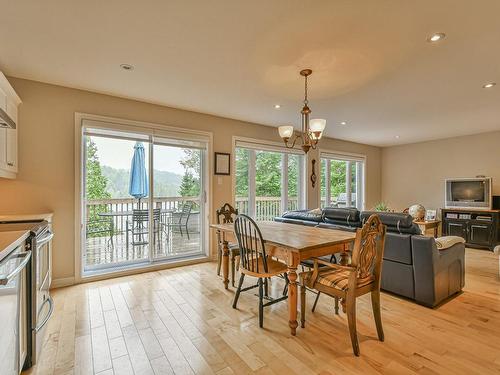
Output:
[274, 208, 465, 307]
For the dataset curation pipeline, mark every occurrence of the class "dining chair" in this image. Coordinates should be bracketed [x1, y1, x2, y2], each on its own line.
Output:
[216, 203, 240, 286]
[232, 214, 289, 328]
[300, 214, 386, 356]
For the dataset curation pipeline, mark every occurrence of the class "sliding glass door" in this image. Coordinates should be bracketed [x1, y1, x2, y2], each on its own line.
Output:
[235, 141, 305, 220]
[152, 139, 206, 260]
[81, 123, 208, 275]
[320, 152, 365, 210]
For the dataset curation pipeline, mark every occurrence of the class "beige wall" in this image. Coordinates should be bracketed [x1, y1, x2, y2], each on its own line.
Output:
[381, 130, 500, 212]
[0, 77, 381, 283]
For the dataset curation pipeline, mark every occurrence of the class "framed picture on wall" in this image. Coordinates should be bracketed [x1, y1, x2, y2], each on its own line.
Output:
[214, 152, 231, 175]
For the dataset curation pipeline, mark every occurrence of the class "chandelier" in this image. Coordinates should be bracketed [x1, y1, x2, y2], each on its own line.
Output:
[278, 69, 326, 153]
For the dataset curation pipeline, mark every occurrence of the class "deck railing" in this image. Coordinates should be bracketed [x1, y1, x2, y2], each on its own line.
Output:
[86, 196, 299, 234]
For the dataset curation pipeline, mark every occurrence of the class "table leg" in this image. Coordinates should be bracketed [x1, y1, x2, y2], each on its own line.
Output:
[340, 243, 350, 265]
[287, 265, 298, 336]
[222, 240, 230, 289]
[434, 226, 438, 238]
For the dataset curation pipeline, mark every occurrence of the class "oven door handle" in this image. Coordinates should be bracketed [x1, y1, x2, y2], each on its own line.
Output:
[0, 251, 32, 285]
[37, 231, 54, 247]
[35, 295, 54, 333]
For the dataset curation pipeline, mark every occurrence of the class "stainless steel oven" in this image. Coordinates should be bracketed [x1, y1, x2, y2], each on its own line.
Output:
[0, 220, 53, 370]
[0, 244, 31, 375]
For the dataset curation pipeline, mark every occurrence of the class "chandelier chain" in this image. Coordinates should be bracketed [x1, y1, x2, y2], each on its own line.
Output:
[304, 74, 308, 105]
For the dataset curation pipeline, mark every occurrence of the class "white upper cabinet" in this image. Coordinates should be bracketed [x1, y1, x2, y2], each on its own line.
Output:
[0, 72, 21, 179]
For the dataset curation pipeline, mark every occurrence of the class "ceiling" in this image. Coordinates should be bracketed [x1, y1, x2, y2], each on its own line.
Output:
[1, 0, 500, 147]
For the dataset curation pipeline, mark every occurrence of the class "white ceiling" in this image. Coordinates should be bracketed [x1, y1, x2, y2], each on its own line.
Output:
[1, 0, 500, 146]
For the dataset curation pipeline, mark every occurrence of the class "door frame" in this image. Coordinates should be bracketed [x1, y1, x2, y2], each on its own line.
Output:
[74, 112, 213, 283]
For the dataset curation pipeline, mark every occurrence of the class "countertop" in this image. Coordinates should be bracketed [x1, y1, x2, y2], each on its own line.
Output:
[0, 230, 29, 262]
[0, 212, 53, 223]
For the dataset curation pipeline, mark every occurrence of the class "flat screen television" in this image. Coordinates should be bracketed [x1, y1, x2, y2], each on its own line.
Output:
[445, 177, 492, 210]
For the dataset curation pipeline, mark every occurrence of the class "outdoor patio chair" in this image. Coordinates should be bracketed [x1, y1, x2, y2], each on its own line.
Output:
[126, 208, 161, 251]
[86, 217, 114, 249]
[165, 201, 194, 240]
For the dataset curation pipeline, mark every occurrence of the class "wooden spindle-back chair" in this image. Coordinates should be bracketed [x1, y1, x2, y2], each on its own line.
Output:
[232, 214, 289, 328]
[215, 203, 240, 285]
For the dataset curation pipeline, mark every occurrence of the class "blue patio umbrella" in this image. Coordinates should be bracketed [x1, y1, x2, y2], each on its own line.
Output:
[129, 142, 148, 207]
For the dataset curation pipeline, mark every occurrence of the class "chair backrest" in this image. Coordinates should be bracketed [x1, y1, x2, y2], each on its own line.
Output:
[216, 203, 238, 224]
[132, 208, 161, 225]
[350, 214, 386, 286]
[234, 214, 268, 273]
[178, 201, 193, 223]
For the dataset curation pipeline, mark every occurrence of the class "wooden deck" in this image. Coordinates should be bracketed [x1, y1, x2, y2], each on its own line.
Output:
[85, 226, 201, 270]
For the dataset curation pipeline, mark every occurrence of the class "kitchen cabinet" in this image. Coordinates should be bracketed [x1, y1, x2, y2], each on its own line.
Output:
[0, 72, 21, 179]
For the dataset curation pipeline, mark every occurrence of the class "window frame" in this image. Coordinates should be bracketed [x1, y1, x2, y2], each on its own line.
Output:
[232, 136, 306, 219]
[319, 150, 366, 210]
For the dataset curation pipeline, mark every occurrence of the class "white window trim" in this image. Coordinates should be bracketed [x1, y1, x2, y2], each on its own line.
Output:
[232, 136, 306, 217]
[318, 148, 367, 210]
[74, 112, 213, 283]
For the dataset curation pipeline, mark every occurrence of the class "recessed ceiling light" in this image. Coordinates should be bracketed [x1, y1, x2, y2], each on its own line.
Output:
[120, 63, 134, 71]
[483, 82, 496, 89]
[274, 104, 281, 109]
[340, 121, 347, 126]
[428, 33, 446, 43]
[395, 135, 400, 139]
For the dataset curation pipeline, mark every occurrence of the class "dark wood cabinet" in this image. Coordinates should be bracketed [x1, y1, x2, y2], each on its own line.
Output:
[442, 208, 500, 250]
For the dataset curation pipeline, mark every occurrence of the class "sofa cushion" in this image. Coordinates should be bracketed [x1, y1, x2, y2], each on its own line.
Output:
[281, 209, 323, 223]
[273, 216, 319, 227]
[383, 233, 413, 264]
[316, 222, 358, 232]
[360, 211, 421, 234]
[381, 260, 415, 299]
[323, 207, 360, 222]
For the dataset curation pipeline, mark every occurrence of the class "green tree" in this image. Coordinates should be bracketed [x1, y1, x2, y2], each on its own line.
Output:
[86, 138, 111, 200]
[179, 149, 201, 197]
[85, 138, 111, 235]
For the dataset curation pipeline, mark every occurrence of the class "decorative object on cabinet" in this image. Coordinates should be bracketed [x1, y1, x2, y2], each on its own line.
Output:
[0, 72, 21, 179]
[310, 159, 317, 188]
[408, 204, 426, 221]
[214, 152, 230, 175]
[425, 209, 437, 221]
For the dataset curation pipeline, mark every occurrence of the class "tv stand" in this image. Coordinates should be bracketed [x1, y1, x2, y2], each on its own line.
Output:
[441, 208, 500, 250]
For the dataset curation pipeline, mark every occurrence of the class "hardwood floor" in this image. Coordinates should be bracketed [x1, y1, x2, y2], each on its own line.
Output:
[25, 249, 500, 375]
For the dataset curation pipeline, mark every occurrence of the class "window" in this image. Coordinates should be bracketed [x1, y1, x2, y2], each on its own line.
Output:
[320, 152, 365, 210]
[235, 140, 305, 220]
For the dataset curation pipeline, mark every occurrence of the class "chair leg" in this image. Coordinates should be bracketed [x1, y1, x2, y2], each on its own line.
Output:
[258, 278, 264, 328]
[282, 273, 289, 296]
[371, 290, 384, 342]
[312, 292, 321, 312]
[300, 284, 306, 328]
[346, 293, 360, 356]
[186, 224, 190, 240]
[230, 254, 236, 287]
[264, 278, 269, 297]
[216, 246, 222, 276]
[334, 297, 340, 315]
[232, 274, 245, 309]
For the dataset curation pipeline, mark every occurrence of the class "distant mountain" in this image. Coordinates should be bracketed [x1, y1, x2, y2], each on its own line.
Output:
[101, 165, 183, 198]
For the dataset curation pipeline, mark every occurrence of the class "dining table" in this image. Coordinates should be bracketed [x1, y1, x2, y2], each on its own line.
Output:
[210, 221, 356, 336]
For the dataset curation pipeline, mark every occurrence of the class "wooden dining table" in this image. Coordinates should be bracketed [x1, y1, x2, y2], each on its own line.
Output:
[210, 221, 356, 336]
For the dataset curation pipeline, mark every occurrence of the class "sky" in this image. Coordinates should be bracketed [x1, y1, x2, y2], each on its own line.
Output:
[92, 136, 186, 174]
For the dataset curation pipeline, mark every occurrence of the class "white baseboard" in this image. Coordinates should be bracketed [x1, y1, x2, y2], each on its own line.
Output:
[51, 276, 75, 289]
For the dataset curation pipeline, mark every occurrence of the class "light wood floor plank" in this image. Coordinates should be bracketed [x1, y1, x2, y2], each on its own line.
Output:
[24, 249, 500, 375]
